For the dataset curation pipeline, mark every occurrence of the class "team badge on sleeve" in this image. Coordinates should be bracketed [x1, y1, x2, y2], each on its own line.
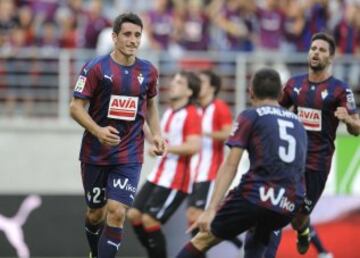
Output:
[74, 75, 86, 92]
[345, 89, 357, 111]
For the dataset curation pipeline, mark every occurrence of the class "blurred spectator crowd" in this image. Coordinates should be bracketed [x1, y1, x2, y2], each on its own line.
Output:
[0, 0, 360, 56]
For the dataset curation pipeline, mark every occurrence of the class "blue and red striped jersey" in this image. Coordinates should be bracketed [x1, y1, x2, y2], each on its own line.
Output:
[280, 74, 357, 173]
[227, 105, 307, 215]
[73, 54, 158, 165]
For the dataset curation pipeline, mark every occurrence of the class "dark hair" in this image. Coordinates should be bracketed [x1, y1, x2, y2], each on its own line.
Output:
[113, 13, 143, 34]
[179, 71, 201, 104]
[251, 68, 282, 100]
[311, 32, 336, 56]
[200, 70, 222, 96]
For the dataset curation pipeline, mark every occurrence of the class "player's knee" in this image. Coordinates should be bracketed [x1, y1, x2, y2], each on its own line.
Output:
[127, 208, 142, 223]
[86, 207, 105, 224]
[106, 202, 127, 226]
[192, 231, 219, 251]
[141, 213, 160, 227]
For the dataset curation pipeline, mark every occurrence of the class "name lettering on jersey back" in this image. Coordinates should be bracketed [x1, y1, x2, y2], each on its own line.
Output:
[108, 95, 138, 121]
[256, 106, 299, 120]
[297, 107, 322, 131]
[259, 186, 295, 212]
[113, 178, 136, 193]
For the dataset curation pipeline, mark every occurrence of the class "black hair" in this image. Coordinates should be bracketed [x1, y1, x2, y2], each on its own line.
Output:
[113, 13, 143, 34]
[311, 32, 336, 56]
[251, 68, 282, 100]
[178, 71, 201, 104]
[200, 70, 221, 96]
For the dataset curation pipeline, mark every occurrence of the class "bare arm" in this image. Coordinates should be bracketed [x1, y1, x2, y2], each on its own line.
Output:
[167, 135, 201, 156]
[190, 147, 244, 233]
[69, 97, 120, 146]
[204, 124, 232, 141]
[146, 96, 166, 155]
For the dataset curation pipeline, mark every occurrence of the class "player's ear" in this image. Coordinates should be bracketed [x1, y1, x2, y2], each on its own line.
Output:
[111, 32, 117, 43]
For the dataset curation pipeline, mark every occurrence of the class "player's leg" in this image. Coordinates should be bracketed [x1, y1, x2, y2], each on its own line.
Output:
[176, 231, 221, 258]
[310, 225, 333, 258]
[81, 163, 108, 258]
[293, 170, 328, 255]
[127, 181, 155, 251]
[245, 207, 292, 258]
[187, 181, 242, 250]
[246, 229, 282, 258]
[98, 163, 142, 258]
[142, 185, 188, 258]
[177, 189, 256, 258]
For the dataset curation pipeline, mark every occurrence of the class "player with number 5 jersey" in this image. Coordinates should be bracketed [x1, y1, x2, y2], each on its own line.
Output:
[176, 68, 307, 258]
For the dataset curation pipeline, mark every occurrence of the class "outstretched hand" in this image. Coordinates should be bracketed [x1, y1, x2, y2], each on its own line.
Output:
[186, 209, 216, 234]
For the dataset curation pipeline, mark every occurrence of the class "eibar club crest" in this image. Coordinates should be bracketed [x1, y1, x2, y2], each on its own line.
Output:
[321, 89, 328, 99]
[137, 73, 144, 84]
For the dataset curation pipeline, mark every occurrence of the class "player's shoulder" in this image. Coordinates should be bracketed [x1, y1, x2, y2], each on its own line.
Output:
[286, 74, 307, 86]
[328, 76, 350, 90]
[84, 54, 109, 70]
[237, 107, 258, 121]
[186, 103, 199, 113]
[136, 57, 158, 72]
[213, 98, 230, 108]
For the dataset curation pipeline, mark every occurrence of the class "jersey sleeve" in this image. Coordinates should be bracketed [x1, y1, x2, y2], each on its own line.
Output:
[339, 84, 357, 115]
[226, 110, 256, 149]
[279, 79, 294, 108]
[184, 106, 202, 137]
[147, 65, 159, 99]
[73, 63, 99, 99]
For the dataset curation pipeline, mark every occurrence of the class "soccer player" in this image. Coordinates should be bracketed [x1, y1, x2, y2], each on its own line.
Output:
[176, 68, 308, 258]
[69, 13, 165, 258]
[187, 70, 244, 250]
[127, 71, 202, 258]
[279, 32, 360, 255]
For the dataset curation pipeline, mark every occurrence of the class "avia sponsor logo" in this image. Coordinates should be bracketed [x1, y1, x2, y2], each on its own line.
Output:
[107, 95, 138, 121]
[259, 186, 295, 212]
[113, 178, 136, 193]
[297, 107, 322, 131]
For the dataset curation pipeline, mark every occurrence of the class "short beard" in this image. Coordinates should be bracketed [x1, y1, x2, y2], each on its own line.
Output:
[310, 63, 326, 72]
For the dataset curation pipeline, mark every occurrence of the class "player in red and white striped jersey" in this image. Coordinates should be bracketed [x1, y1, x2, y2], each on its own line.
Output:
[127, 71, 202, 258]
[186, 70, 244, 250]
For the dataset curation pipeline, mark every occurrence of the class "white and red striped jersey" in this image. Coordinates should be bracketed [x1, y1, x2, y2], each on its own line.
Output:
[147, 104, 201, 193]
[192, 99, 232, 182]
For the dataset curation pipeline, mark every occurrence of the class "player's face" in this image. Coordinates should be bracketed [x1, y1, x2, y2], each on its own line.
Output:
[112, 22, 142, 57]
[169, 74, 192, 101]
[307, 39, 332, 72]
[199, 73, 213, 99]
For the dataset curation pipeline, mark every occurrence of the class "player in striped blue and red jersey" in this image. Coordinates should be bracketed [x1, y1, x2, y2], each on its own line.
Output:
[70, 13, 165, 258]
[278, 32, 360, 256]
[176, 68, 307, 258]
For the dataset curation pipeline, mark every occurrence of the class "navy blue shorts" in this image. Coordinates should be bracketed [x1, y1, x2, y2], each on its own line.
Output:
[133, 181, 187, 224]
[211, 189, 292, 245]
[81, 162, 142, 208]
[187, 181, 214, 210]
[301, 169, 328, 214]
